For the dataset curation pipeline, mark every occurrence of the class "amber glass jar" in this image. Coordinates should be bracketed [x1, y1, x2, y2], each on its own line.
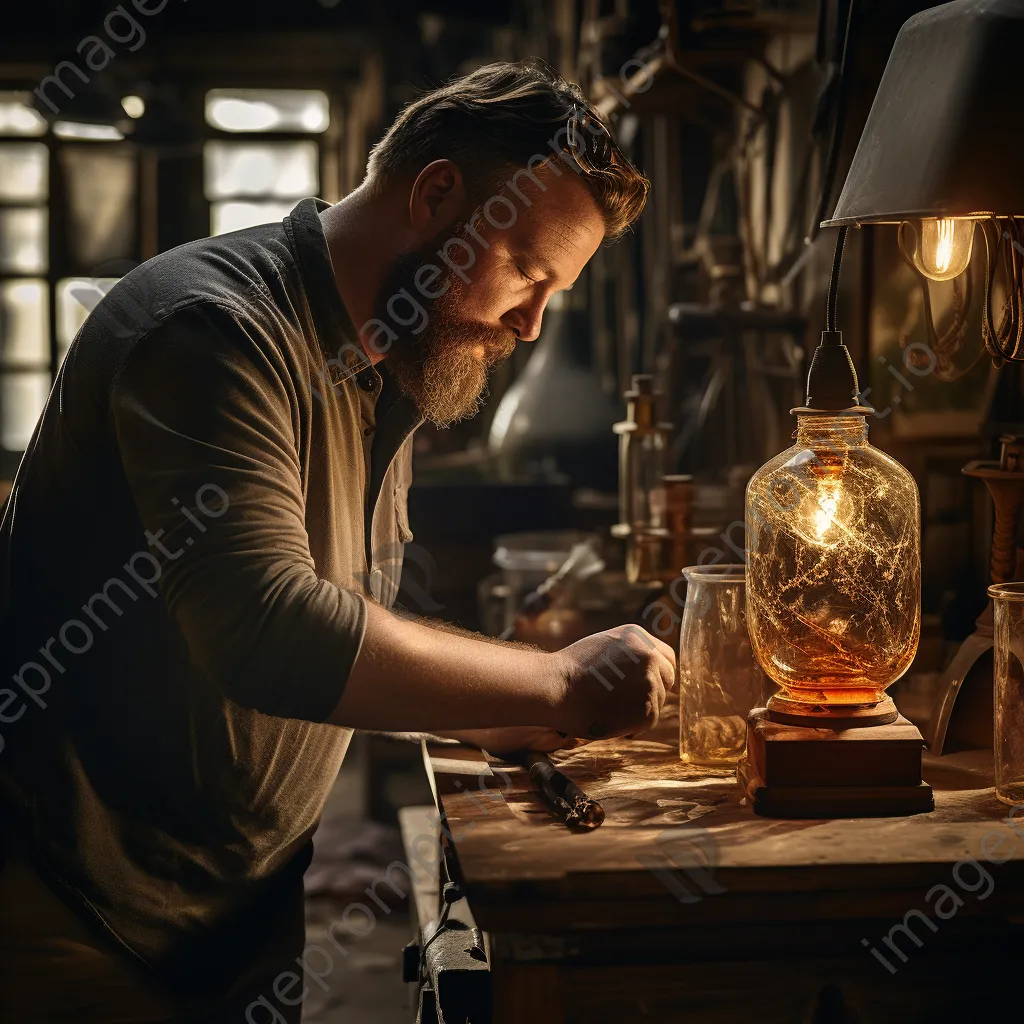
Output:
[745, 409, 921, 707]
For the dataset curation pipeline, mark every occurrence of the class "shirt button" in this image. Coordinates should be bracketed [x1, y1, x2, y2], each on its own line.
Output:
[369, 567, 383, 600]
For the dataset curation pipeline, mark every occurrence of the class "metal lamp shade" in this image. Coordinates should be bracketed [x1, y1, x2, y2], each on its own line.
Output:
[823, 0, 1024, 227]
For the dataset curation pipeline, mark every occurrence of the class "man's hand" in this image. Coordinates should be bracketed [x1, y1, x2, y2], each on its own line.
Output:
[551, 625, 675, 740]
[332, 603, 674, 741]
[445, 726, 578, 756]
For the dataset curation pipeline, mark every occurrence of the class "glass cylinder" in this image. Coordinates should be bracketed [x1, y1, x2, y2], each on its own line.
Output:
[989, 582, 1024, 805]
[614, 374, 668, 533]
[745, 410, 921, 708]
[678, 564, 765, 766]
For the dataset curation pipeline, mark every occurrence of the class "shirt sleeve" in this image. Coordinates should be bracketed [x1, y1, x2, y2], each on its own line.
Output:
[109, 300, 365, 722]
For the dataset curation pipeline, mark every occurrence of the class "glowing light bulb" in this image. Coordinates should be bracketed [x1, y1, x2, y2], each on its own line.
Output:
[813, 477, 842, 540]
[905, 217, 975, 281]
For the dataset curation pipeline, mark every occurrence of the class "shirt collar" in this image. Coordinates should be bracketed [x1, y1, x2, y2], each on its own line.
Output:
[284, 197, 365, 372]
[284, 197, 423, 434]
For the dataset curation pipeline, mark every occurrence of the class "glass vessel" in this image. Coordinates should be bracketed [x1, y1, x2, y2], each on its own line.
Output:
[678, 564, 765, 766]
[612, 374, 671, 584]
[745, 409, 921, 710]
[989, 582, 1024, 805]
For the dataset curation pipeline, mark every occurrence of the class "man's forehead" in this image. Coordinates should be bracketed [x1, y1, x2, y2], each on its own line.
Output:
[511, 172, 604, 256]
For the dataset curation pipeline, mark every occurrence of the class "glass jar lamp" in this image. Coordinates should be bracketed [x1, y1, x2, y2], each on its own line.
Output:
[745, 405, 921, 720]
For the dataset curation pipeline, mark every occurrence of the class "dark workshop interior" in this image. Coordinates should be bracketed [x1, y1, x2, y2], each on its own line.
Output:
[1, 0, 1024, 1021]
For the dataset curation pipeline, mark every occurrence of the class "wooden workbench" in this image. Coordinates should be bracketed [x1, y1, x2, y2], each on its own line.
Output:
[404, 711, 1024, 1023]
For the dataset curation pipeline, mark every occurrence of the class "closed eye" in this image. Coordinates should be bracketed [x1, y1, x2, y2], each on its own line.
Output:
[514, 261, 538, 285]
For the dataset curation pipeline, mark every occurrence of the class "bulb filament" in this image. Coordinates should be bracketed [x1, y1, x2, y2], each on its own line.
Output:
[814, 478, 841, 540]
[934, 218, 955, 274]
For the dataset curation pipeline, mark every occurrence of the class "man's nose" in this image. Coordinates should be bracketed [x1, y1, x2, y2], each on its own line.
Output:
[502, 302, 545, 343]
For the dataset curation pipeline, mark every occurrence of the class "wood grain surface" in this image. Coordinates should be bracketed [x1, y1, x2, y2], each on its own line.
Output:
[422, 708, 1024, 933]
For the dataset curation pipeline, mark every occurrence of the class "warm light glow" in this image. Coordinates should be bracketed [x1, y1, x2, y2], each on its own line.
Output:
[745, 413, 921, 706]
[905, 217, 975, 281]
[812, 477, 842, 540]
[934, 217, 955, 274]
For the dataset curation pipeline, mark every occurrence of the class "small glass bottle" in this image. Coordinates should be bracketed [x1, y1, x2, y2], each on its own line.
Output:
[745, 409, 921, 711]
[612, 374, 671, 583]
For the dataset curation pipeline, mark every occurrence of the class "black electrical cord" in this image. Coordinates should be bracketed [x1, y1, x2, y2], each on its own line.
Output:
[825, 225, 848, 333]
[808, 0, 857, 244]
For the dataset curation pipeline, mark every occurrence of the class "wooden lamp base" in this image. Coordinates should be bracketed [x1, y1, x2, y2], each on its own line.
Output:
[739, 707, 933, 818]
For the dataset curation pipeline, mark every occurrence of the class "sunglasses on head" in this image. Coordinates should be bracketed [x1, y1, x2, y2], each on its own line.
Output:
[566, 103, 619, 174]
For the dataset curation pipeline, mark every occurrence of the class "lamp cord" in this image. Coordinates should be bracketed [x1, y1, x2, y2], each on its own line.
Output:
[825, 225, 848, 333]
[808, 0, 857, 244]
[982, 217, 1024, 364]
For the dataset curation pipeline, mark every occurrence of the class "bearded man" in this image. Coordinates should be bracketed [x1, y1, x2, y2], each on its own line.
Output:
[0, 61, 671, 1021]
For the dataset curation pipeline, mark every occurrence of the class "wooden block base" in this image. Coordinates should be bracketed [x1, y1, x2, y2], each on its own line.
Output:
[740, 707, 934, 818]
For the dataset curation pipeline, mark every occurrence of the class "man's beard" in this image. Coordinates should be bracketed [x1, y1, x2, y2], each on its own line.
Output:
[372, 240, 517, 428]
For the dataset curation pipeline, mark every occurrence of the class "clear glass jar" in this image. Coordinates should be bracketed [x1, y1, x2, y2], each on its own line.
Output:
[678, 564, 765, 766]
[745, 410, 921, 707]
[988, 582, 1024, 805]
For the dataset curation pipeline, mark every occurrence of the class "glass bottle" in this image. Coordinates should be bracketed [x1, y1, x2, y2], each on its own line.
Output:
[612, 374, 671, 583]
[745, 410, 921, 710]
[678, 564, 766, 766]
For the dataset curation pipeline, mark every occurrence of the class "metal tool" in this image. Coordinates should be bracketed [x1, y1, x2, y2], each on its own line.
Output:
[517, 750, 605, 830]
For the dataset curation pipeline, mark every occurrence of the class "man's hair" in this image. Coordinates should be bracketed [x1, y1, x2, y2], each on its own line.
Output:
[364, 60, 649, 240]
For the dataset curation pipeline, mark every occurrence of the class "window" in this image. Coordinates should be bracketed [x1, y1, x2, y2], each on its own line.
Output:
[205, 89, 329, 134]
[203, 89, 328, 236]
[0, 91, 137, 460]
[0, 97, 51, 454]
[57, 277, 119, 362]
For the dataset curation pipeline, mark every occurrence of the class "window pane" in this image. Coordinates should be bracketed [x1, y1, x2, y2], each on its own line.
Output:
[205, 89, 329, 133]
[1, 372, 50, 450]
[53, 122, 124, 141]
[0, 92, 47, 136]
[204, 142, 318, 199]
[0, 208, 47, 274]
[211, 201, 295, 236]
[57, 277, 119, 357]
[0, 280, 48, 367]
[60, 146, 136, 269]
[0, 143, 48, 201]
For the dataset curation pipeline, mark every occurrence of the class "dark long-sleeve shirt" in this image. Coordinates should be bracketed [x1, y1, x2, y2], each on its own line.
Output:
[0, 198, 421, 997]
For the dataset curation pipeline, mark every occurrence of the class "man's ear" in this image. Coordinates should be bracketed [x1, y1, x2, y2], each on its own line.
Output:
[408, 159, 467, 232]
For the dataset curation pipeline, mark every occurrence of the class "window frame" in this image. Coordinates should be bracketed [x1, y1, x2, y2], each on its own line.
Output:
[202, 87, 332, 237]
[0, 89, 141, 464]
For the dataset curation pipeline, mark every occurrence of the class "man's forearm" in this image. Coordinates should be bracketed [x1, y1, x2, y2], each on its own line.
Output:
[327, 600, 563, 731]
